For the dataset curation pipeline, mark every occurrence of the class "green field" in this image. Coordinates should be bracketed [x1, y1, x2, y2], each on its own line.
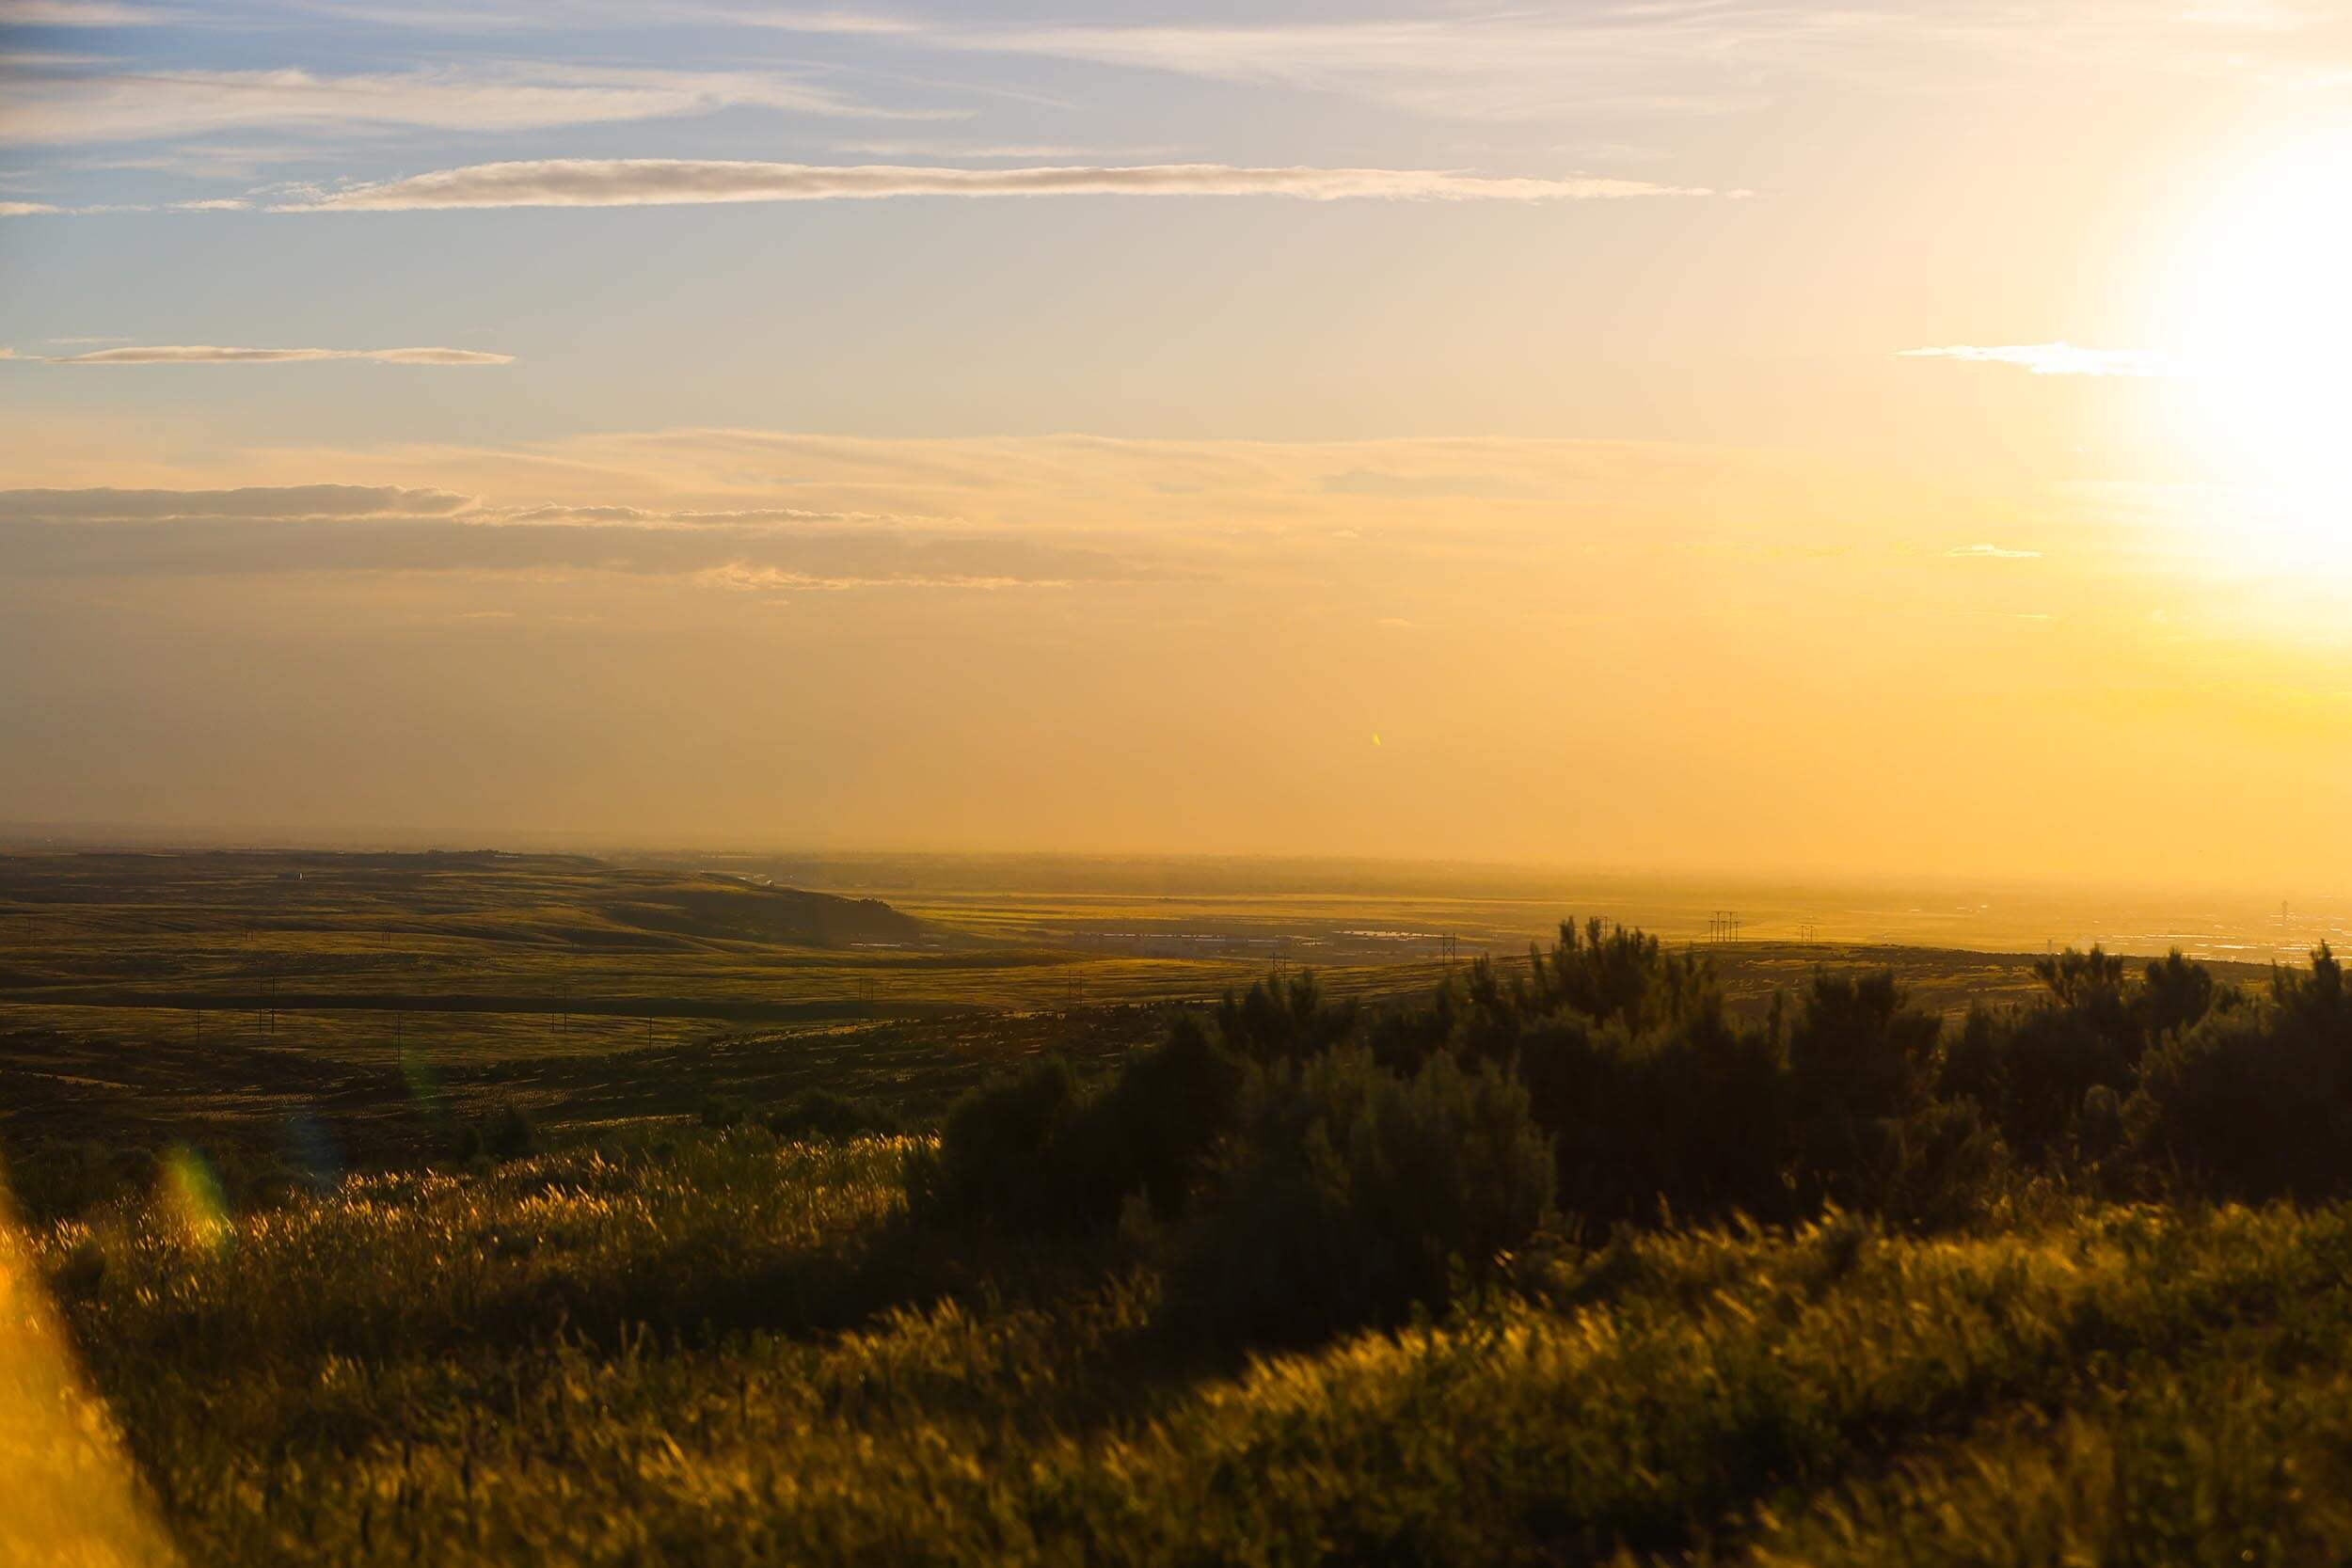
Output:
[2, 849, 2248, 1185]
[5, 849, 2344, 1566]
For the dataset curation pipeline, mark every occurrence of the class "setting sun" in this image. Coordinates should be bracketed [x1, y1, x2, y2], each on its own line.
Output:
[2163, 132, 2352, 571]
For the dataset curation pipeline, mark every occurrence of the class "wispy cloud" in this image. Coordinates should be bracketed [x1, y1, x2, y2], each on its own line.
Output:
[77, 142, 339, 180]
[1897, 342, 2181, 377]
[0, 63, 937, 147]
[0, 482, 1142, 588]
[0, 483, 477, 519]
[286, 157, 1716, 211]
[0, 199, 60, 214]
[28, 343, 513, 364]
[0, 0, 166, 24]
[1948, 543, 2043, 559]
[825, 138, 1184, 161]
[723, 6, 2352, 119]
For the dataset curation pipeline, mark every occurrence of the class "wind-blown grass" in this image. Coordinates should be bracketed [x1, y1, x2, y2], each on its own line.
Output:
[29, 1134, 2352, 1566]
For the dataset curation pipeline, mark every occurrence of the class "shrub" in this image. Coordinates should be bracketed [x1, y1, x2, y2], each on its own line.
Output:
[1978, 1006, 2136, 1161]
[1787, 971, 1943, 1203]
[1946, 946, 2231, 1166]
[3, 1138, 161, 1223]
[699, 1092, 749, 1130]
[1788, 971, 1940, 1123]
[908, 1056, 1092, 1232]
[2139, 947, 2223, 1039]
[453, 1102, 539, 1164]
[1165, 1047, 1553, 1346]
[911, 1022, 1244, 1235]
[1214, 970, 1358, 1063]
[1938, 1006, 2006, 1106]
[1079, 1012, 1243, 1219]
[1532, 917, 1717, 1034]
[1518, 1010, 1791, 1227]
[2133, 993, 2352, 1201]
[766, 1088, 900, 1142]
[1879, 1100, 2010, 1229]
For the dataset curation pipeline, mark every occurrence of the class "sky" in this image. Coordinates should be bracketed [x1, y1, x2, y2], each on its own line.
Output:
[3, 1, 2351, 887]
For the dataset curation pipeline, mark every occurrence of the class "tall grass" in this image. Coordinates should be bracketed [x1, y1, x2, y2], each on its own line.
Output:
[33, 1144, 2352, 1565]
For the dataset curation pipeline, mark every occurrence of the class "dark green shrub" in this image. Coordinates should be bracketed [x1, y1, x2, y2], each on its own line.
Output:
[1081, 1012, 1243, 1218]
[1939, 1005, 2006, 1106]
[3, 1138, 162, 1223]
[1166, 1047, 1553, 1346]
[2035, 944, 2130, 1014]
[1880, 1101, 2010, 1228]
[1982, 1006, 2136, 1161]
[912, 1022, 1244, 1235]
[2138, 948, 2222, 1039]
[1788, 971, 1940, 1122]
[908, 1056, 1091, 1232]
[453, 1104, 538, 1165]
[53, 1235, 107, 1297]
[699, 1093, 749, 1131]
[1214, 970, 1358, 1063]
[1365, 977, 1459, 1073]
[766, 1088, 900, 1141]
[1787, 972, 1943, 1203]
[1518, 1010, 1792, 1227]
[1533, 917, 1716, 1034]
[2133, 975, 2352, 1200]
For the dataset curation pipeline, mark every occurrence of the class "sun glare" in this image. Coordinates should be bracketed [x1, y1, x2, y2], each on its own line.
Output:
[2164, 132, 2352, 571]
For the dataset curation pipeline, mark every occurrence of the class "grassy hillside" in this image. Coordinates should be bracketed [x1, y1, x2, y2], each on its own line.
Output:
[23, 1134, 2352, 1566]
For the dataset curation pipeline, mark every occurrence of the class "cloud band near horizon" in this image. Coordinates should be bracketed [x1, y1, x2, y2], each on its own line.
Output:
[1897, 342, 2179, 378]
[283, 158, 1719, 212]
[21, 345, 514, 365]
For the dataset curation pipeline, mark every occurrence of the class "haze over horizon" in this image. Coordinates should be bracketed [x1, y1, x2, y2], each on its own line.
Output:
[7, 2, 2352, 887]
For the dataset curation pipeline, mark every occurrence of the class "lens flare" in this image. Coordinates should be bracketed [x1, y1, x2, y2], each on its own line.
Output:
[0, 1174, 183, 1567]
[158, 1146, 230, 1251]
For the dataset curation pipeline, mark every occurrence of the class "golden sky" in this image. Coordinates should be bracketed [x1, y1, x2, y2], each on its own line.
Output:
[3, 3, 2350, 887]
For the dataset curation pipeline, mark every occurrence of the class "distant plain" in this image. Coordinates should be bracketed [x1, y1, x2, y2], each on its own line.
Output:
[0, 847, 2302, 1179]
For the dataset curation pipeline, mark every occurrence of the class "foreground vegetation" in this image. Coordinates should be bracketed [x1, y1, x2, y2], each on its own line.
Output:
[24, 1144, 2352, 1565]
[20, 918, 2352, 1563]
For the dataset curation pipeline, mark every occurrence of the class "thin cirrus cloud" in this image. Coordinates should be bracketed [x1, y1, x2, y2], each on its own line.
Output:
[1948, 543, 2043, 559]
[0, 64, 936, 147]
[0, 483, 479, 520]
[734, 6, 2352, 117]
[282, 158, 1715, 211]
[0, 0, 163, 22]
[1897, 342, 2182, 377]
[0, 483, 1144, 588]
[26, 344, 514, 365]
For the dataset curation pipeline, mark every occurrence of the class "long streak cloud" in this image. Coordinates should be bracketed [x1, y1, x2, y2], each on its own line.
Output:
[35, 344, 515, 365]
[284, 158, 1716, 212]
[1896, 342, 2180, 378]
